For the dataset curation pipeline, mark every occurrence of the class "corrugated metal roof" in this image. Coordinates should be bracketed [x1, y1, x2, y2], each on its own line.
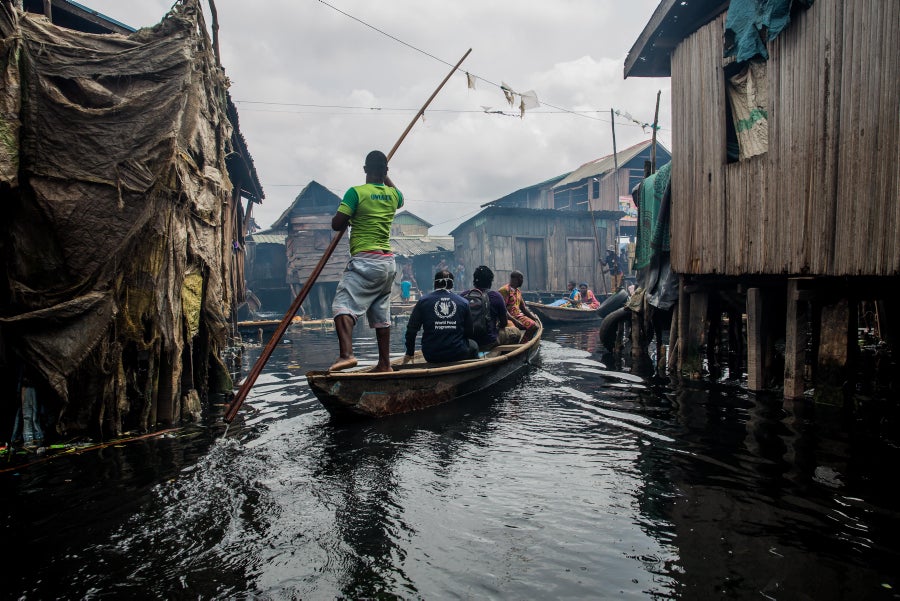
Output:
[450, 206, 625, 235]
[248, 234, 286, 245]
[554, 140, 668, 189]
[394, 210, 432, 228]
[390, 236, 454, 257]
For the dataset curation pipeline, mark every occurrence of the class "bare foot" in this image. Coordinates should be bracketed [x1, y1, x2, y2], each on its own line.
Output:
[371, 364, 394, 373]
[329, 356, 358, 371]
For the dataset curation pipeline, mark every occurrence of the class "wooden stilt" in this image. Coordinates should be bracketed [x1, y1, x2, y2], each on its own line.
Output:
[682, 286, 708, 379]
[815, 297, 852, 405]
[784, 279, 809, 399]
[747, 287, 765, 391]
[668, 302, 680, 376]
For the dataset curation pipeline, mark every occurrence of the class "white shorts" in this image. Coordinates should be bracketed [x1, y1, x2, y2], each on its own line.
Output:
[332, 252, 397, 328]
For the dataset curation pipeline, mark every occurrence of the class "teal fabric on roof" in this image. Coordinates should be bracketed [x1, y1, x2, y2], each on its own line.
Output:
[724, 0, 814, 63]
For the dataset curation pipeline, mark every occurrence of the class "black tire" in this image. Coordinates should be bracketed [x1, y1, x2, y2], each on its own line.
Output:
[598, 289, 628, 318]
[598, 306, 630, 352]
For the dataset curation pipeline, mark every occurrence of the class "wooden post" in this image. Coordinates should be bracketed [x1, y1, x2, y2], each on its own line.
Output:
[682, 286, 708, 379]
[316, 283, 328, 318]
[610, 109, 621, 257]
[815, 297, 852, 405]
[747, 287, 765, 390]
[668, 298, 680, 376]
[784, 279, 809, 399]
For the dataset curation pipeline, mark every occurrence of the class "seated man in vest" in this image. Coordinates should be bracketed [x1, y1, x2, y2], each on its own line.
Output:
[403, 270, 479, 364]
[461, 265, 517, 349]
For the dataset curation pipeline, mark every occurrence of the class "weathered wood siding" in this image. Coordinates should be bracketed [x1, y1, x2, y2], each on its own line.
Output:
[453, 210, 605, 293]
[670, 2, 900, 276]
[286, 215, 349, 284]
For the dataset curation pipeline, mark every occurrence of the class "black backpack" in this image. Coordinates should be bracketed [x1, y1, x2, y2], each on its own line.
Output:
[463, 288, 491, 340]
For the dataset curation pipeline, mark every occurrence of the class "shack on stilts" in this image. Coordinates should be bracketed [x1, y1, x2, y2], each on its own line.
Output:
[622, 0, 899, 400]
[0, 0, 263, 437]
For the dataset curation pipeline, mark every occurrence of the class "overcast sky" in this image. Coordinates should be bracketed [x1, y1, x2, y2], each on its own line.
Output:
[85, 0, 671, 235]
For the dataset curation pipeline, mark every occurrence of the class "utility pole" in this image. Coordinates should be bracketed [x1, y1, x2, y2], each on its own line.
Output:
[610, 108, 621, 253]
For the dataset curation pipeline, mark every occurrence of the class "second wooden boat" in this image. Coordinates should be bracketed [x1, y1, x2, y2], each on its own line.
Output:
[525, 302, 601, 323]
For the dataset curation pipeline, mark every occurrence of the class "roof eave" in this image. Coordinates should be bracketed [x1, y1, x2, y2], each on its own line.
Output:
[624, 0, 730, 79]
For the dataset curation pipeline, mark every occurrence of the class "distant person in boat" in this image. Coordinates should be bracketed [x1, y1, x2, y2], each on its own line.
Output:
[329, 150, 403, 372]
[461, 265, 517, 349]
[602, 247, 623, 291]
[400, 279, 412, 302]
[401, 262, 418, 295]
[548, 280, 582, 307]
[403, 270, 479, 364]
[498, 270, 540, 343]
[579, 283, 601, 310]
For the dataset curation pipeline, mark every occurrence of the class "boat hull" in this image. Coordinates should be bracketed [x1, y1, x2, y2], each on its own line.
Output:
[306, 325, 542, 420]
[526, 302, 602, 323]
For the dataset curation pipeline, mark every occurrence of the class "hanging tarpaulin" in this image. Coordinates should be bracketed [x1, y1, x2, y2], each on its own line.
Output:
[633, 162, 672, 271]
[727, 59, 769, 160]
[0, 0, 237, 433]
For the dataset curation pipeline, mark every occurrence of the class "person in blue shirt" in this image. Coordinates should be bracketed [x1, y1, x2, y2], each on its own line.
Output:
[548, 281, 582, 306]
[403, 270, 478, 364]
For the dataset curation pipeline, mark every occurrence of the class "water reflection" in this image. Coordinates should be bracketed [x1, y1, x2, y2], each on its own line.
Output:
[2, 321, 898, 599]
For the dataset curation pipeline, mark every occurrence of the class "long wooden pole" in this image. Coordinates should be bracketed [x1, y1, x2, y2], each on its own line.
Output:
[223, 49, 472, 424]
[610, 109, 620, 292]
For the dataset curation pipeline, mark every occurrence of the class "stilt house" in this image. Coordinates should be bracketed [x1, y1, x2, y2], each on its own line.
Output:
[625, 0, 899, 397]
[272, 181, 350, 318]
[390, 211, 454, 293]
[0, 0, 263, 435]
[452, 141, 669, 296]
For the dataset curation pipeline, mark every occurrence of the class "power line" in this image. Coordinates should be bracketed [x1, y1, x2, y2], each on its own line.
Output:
[313, 0, 661, 127]
[233, 100, 668, 130]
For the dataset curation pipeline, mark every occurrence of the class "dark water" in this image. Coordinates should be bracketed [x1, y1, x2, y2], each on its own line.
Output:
[3, 321, 899, 600]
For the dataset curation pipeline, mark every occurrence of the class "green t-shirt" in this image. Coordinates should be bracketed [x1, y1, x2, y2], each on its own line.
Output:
[338, 183, 404, 255]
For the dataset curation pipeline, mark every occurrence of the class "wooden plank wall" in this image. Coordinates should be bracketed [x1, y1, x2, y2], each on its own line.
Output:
[670, 1, 900, 276]
[670, 14, 727, 275]
[455, 213, 605, 293]
[286, 215, 349, 284]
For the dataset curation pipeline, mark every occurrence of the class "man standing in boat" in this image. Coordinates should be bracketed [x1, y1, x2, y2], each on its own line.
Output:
[330, 150, 403, 372]
[403, 270, 479, 364]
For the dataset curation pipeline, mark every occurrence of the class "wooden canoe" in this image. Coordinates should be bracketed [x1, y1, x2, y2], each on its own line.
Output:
[237, 316, 333, 336]
[390, 301, 417, 316]
[526, 301, 602, 323]
[305, 322, 542, 420]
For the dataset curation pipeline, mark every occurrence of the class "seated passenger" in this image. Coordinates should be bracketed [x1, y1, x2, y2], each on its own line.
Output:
[579, 283, 600, 309]
[548, 280, 582, 307]
[498, 270, 540, 343]
[403, 270, 479, 364]
[461, 265, 511, 350]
